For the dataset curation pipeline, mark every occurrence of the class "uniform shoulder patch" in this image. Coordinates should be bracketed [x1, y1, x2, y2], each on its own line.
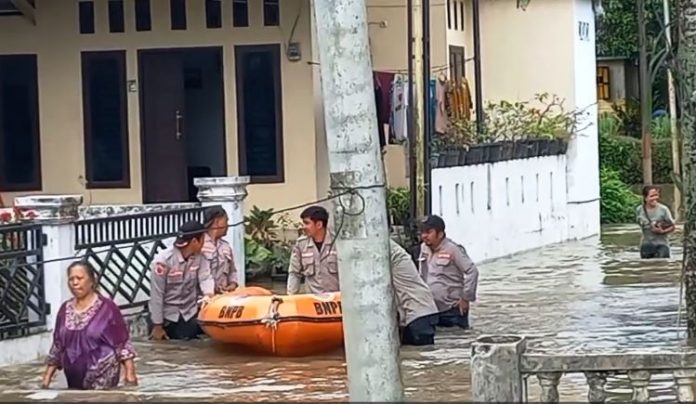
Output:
[154, 262, 168, 276]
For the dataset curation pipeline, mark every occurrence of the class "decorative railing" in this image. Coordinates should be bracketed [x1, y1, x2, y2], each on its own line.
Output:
[74, 206, 211, 311]
[471, 335, 696, 403]
[0, 223, 47, 340]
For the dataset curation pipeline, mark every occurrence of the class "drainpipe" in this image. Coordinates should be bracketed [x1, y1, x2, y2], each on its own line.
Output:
[423, 0, 432, 215]
[472, 0, 484, 135]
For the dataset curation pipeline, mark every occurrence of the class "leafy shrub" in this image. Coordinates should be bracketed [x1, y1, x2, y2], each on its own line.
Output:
[600, 167, 641, 224]
[434, 93, 587, 152]
[598, 123, 674, 185]
[387, 187, 410, 226]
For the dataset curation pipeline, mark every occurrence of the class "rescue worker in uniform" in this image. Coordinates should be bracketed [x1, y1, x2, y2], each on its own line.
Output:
[418, 215, 479, 329]
[201, 206, 238, 294]
[389, 239, 440, 345]
[287, 206, 339, 295]
[149, 221, 214, 341]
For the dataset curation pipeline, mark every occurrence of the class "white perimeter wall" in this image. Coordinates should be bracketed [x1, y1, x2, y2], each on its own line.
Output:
[432, 155, 569, 263]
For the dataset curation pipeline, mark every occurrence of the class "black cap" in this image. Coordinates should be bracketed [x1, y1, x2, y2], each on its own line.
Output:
[174, 221, 206, 248]
[203, 206, 227, 228]
[419, 215, 446, 233]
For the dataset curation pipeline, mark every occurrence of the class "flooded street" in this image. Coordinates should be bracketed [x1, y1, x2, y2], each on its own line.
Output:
[0, 225, 688, 402]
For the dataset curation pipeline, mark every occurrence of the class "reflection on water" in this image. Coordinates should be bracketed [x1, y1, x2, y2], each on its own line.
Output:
[0, 224, 689, 401]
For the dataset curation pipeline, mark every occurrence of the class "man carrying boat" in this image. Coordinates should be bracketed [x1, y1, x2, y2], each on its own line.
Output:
[389, 239, 440, 345]
[149, 221, 215, 341]
[201, 206, 238, 294]
[418, 215, 479, 330]
[287, 206, 339, 295]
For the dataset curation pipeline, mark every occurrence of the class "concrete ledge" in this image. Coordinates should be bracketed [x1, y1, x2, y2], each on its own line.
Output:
[0, 331, 52, 367]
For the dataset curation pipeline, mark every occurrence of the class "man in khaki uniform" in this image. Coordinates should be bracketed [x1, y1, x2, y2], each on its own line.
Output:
[390, 239, 440, 345]
[418, 215, 479, 329]
[287, 206, 339, 295]
[149, 221, 215, 341]
[201, 206, 238, 294]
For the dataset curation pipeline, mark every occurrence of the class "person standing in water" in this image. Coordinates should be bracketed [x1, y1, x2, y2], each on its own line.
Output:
[636, 185, 676, 259]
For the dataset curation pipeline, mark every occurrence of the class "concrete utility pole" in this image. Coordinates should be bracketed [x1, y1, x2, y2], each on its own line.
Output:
[663, 0, 682, 219]
[638, 0, 654, 185]
[311, 0, 405, 400]
[677, 0, 696, 338]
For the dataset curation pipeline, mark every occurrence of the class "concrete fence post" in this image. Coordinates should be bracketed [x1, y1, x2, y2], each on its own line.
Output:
[471, 335, 527, 402]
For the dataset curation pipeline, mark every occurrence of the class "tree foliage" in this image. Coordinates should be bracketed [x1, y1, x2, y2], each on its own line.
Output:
[596, 0, 669, 57]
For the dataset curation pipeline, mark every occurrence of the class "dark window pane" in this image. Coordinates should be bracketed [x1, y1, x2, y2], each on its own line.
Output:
[205, 0, 222, 29]
[108, 0, 125, 33]
[233, 0, 248, 27]
[82, 52, 128, 185]
[454, 0, 459, 30]
[447, 0, 451, 29]
[0, 55, 40, 190]
[236, 46, 283, 181]
[460, 1, 465, 30]
[170, 0, 187, 30]
[135, 0, 151, 31]
[78, 1, 95, 34]
[263, 0, 279, 26]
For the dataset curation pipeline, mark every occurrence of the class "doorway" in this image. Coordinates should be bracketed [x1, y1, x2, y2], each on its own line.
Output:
[138, 47, 226, 203]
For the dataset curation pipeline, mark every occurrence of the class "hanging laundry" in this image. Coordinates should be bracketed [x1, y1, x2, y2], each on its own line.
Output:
[374, 76, 386, 150]
[434, 76, 449, 134]
[429, 79, 437, 134]
[446, 77, 473, 121]
[460, 78, 473, 121]
[374, 71, 395, 145]
[390, 75, 408, 143]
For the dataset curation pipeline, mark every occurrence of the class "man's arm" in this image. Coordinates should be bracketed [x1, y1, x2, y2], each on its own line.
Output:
[452, 245, 479, 302]
[286, 243, 303, 295]
[197, 255, 215, 296]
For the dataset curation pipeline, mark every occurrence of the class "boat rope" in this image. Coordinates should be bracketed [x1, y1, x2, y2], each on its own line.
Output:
[261, 296, 284, 355]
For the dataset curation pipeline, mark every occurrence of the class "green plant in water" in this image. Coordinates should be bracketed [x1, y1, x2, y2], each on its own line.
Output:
[600, 167, 641, 224]
[244, 237, 272, 269]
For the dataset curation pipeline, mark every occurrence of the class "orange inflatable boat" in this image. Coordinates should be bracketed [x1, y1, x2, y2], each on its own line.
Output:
[198, 287, 344, 357]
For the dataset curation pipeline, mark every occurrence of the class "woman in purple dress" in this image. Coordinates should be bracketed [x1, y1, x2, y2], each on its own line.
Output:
[41, 261, 138, 390]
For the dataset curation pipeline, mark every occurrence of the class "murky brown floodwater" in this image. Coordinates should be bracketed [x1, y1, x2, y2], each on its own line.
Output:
[0, 225, 689, 402]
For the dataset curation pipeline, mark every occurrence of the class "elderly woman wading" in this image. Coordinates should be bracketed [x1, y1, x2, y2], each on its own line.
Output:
[636, 185, 676, 259]
[41, 261, 137, 390]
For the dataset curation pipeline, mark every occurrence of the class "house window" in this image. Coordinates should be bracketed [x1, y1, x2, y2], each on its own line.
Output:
[447, 0, 451, 29]
[205, 0, 222, 29]
[170, 0, 187, 30]
[459, 1, 465, 31]
[233, 0, 249, 27]
[235, 45, 284, 183]
[0, 55, 41, 191]
[264, 0, 279, 26]
[135, 0, 151, 31]
[108, 0, 125, 33]
[81, 51, 130, 188]
[453, 0, 459, 30]
[597, 66, 610, 101]
[449, 45, 465, 81]
[78, 1, 95, 34]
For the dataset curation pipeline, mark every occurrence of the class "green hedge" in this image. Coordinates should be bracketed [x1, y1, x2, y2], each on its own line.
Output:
[599, 132, 674, 185]
[600, 168, 641, 224]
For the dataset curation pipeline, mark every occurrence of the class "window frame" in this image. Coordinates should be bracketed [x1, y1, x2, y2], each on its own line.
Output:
[81, 50, 131, 189]
[597, 66, 611, 101]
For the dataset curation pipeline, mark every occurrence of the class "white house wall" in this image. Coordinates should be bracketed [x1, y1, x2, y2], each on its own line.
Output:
[431, 155, 568, 263]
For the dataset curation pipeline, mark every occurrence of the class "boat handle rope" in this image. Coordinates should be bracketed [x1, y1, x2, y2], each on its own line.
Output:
[261, 296, 284, 330]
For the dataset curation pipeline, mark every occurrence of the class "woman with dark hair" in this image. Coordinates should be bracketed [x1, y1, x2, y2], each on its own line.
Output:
[41, 261, 137, 390]
[636, 185, 676, 259]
